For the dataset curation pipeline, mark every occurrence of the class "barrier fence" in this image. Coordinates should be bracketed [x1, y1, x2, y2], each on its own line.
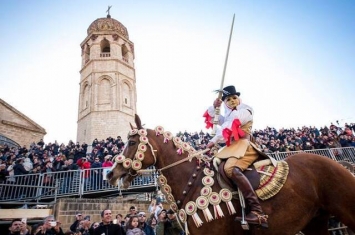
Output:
[0, 147, 354, 203]
[0, 167, 157, 202]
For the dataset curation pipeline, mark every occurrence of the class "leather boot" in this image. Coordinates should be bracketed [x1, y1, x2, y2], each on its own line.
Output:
[231, 167, 268, 228]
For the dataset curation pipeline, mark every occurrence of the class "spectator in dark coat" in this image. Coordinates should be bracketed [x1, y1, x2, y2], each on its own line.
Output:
[13, 158, 29, 176]
[138, 212, 154, 235]
[90, 157, 103, 190]
[94, 209, 123, 235]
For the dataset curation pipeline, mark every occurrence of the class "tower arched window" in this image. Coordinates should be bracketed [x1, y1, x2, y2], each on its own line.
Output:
[84, 45, 90, 63]
[122, 82, 131, 107]
[98, 78, 111, 104]
[82, 84, 90, 110]
[100, 39, 111, 57]
[122, 44, 129, 63]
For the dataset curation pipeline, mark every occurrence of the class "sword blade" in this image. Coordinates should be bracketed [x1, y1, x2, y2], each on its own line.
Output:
[212, 14, 235, 136]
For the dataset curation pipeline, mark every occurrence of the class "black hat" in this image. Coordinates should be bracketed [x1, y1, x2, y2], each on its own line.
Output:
[166, 209, 175, 215]
[221, 85, 240, 101]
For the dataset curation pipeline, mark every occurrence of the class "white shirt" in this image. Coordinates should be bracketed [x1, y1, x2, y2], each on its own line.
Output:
[207, 103, 253, 144]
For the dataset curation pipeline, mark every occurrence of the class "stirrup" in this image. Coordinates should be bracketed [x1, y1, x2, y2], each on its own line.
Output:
[250, 211, 268, 228]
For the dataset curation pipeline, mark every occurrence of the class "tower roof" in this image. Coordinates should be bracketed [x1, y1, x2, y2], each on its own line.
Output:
[87, 15, 129, 39]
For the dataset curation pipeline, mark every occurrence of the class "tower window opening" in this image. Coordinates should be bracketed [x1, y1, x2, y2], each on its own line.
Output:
[84, 45, 90, 63]
[82, 84, 89, 110]
[100, 38, 111, 57]
[122, 82, 131, 107]
[122, 44, 129, 63]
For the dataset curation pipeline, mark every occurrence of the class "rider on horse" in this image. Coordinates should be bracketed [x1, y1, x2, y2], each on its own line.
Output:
[204, 85, 268, 227]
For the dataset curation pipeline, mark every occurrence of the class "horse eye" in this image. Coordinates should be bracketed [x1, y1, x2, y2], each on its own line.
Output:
[128, 140, 136, 146]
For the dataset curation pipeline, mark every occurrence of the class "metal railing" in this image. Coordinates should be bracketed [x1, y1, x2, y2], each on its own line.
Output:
[0, 147, 354, 203]
[266, 147, 355, 163]
[0, 167, 157, 202]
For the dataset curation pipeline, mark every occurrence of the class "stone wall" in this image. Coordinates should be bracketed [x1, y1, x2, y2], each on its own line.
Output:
[0, 122, 45, 147]
[55, 198, 151, 232]
[0, 99, 46, 146]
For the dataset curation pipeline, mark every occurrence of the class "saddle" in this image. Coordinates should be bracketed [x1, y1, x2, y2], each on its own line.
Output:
[218, 160, 260, 190]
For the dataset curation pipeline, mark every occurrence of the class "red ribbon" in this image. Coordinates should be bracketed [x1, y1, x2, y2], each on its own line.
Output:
[203, 110, 213, 129]
[222, 119, 245, 146]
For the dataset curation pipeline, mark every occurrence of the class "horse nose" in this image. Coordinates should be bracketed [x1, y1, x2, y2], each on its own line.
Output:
[106, 170, 113, 180]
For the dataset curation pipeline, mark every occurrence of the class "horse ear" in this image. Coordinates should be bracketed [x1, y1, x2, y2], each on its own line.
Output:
[135, 114, 143, 130]
[129, 123, 136, 130]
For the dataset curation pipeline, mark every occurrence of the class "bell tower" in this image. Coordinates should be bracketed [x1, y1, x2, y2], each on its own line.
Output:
[77, 13, 136, 144]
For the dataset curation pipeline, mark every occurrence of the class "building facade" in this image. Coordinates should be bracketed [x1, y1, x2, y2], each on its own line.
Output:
[0, 99, 46, 147]
[77, 14, 137, 144]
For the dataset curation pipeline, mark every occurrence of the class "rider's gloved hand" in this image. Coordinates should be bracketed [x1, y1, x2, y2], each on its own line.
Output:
[213, 98, 222, 108]
[207, 142, 215, 149]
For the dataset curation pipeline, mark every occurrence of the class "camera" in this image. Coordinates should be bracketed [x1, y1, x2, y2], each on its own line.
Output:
[49, 221, 57, 227]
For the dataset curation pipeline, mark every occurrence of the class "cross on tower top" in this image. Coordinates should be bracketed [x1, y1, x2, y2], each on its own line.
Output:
[106, 6, 112, 18]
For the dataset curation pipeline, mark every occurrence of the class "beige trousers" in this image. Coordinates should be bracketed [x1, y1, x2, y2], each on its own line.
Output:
[224, 144, 259, 177]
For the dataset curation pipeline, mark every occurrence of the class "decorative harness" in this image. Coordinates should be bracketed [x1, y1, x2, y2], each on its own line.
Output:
[114, 126, 237, 234]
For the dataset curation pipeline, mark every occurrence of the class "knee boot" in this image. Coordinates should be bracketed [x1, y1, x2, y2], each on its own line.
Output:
[230, 167, 268, 227]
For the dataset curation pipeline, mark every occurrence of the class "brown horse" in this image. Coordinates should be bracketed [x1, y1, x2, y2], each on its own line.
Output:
[107, 115, 355, 235]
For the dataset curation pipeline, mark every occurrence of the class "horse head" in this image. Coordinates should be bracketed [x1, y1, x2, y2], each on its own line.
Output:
[107, 114, 161, 188]
[107, 114, 200, 190]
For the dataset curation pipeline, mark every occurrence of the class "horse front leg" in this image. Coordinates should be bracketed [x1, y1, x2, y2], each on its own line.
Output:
[301, 213, 330, 235]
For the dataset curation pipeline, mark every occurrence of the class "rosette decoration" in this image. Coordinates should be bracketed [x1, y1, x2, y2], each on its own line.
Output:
[185, 201, 203, 228]
[220, 189, 236, 215]
[163, 131, 173, 143]
[178, 209, 189, 235]
[196, 196, 214, 222]
[209, 192, 224, 219]
[173, 137, 183, 155]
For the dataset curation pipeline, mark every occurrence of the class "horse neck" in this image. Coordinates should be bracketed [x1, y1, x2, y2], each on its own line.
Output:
[154, 139, 196, 201]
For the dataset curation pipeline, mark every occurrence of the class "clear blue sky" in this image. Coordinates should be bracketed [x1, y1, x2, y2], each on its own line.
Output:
[0, 0, 354, 144]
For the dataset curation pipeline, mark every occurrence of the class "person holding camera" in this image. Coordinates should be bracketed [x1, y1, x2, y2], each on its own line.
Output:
[137, 212, 154, 235]
[77, 217, 91, 235]
[70, 213, 83, 233]
[35, 215, 64, 235]
[156, 209, 183, 235]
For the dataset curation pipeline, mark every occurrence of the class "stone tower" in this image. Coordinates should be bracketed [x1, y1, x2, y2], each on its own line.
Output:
[77, 13, 136, 144]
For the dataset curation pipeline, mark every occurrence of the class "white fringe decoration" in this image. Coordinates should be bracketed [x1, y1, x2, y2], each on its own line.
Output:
[191, 212, 203, 227]
[213, 204, 224, 219]
[202, 208, 214, 222]
[226, 201, 236, 215]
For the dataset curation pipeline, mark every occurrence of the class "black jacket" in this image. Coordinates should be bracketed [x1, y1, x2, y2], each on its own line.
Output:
[35, 227, 64, 235]
[93, 223, 123, 235]
[13, 163, 29, 175]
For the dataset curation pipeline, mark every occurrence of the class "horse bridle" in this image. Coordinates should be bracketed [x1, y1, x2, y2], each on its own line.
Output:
[114, 128, 157, 177]
[114, 126, 210, 175]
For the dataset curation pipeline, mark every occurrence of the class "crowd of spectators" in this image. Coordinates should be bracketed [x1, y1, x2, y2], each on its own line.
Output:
[1, 122, 354, 183]
[8, 200, 182, 235]
[0, 136, 125, 183]
[177, 122, 355, 153]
